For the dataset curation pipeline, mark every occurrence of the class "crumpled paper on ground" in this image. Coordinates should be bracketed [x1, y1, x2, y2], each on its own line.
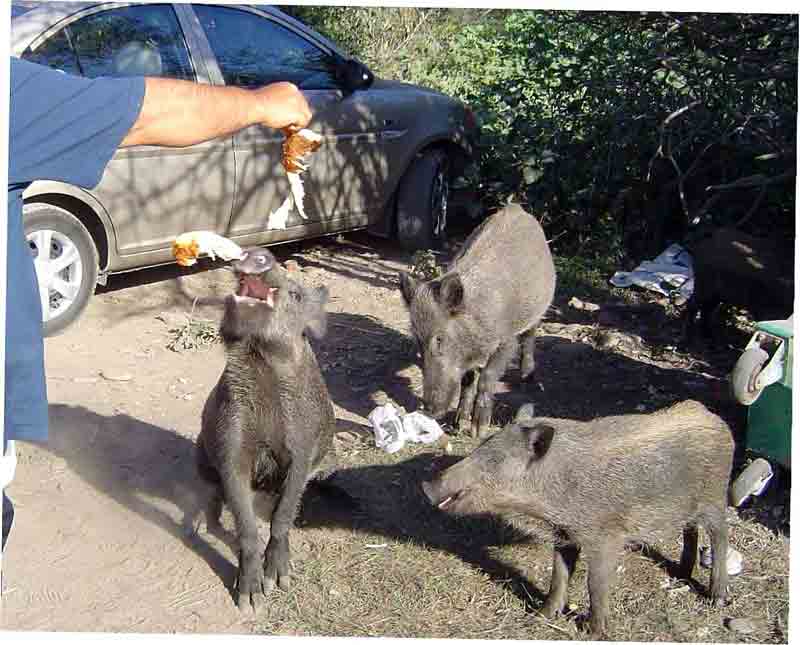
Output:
[610, 243, 694, 300]
[367, 404, 444, 454]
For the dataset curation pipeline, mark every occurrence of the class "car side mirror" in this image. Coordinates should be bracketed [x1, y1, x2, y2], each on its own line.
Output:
[336, 58, 374, 95]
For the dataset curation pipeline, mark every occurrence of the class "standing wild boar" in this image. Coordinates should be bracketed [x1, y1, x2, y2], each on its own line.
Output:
[399, 204, 556, 438]
[196, 248, 335, 610]
[423, 400, 734, 637]
[685, 227, 794, 342]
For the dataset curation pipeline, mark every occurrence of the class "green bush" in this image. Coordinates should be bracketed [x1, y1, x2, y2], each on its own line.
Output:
[284, 8, 797, 263]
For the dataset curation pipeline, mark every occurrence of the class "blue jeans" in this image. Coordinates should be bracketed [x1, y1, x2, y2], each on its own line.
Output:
[2, 491, 13, 553]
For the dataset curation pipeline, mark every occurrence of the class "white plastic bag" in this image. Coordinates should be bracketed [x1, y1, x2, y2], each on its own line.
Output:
[367, 404, 406, 454]
[699, 545, 743, 576]
[367, 405, 444, 453]
[402, 411, 444, 444]
[609, 243, 694, 298]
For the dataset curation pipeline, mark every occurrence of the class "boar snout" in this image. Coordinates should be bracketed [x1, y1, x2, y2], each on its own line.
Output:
[422, 368, 461, 420]
[422, 478, 467, 512]
[423, 458, 476, 514]
[232, 247, 277, 275]
[421, 480, 440, 504]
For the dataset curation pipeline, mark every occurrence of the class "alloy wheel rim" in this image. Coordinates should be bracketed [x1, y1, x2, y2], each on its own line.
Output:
[26, 229, 83, 322]
[431, 167, 449, 237]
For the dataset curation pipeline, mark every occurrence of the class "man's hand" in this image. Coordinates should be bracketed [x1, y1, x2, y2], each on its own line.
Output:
[254, 82, 312, 132]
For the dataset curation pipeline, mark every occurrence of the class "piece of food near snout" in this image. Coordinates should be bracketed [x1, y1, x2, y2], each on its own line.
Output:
[281, 128, 324, 220]
[172, 231, 245, 267]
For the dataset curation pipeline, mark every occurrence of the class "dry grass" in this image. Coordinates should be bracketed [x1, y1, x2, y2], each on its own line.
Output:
[165, 316, 220, 353]
[241, 432, 790, 642]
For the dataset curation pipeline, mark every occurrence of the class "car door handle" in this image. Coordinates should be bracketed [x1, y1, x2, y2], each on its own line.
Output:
[379, 129, 407, 141]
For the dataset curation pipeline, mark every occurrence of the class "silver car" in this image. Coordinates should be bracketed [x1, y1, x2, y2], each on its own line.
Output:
[11, 2, 477, 335]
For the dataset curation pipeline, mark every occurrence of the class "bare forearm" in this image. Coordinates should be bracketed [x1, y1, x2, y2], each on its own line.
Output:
[120, 77, 311, 148]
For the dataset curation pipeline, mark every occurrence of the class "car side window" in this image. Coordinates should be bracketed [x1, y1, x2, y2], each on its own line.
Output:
[22, 4, 195, 81]
[193, 5, 339, 90]
[21, 28, 82, 76]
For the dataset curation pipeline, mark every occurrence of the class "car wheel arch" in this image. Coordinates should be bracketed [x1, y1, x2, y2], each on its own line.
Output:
[22, 188, 114, 273]
[383, 137, 469, 228]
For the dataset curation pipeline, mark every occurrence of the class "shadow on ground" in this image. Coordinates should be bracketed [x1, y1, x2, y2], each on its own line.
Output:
[44, 403, 237, 594]
[316, 311, 418, 418]
[42, 404, 548, 611]
[299, 452, 548, 611]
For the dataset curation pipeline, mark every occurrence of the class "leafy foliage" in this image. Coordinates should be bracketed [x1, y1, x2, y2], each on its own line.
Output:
[409, 249, 444, 281]
[283, 7, 797, 264]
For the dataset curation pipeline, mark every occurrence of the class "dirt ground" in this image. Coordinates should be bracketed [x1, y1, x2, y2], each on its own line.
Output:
[1, 227, 790, 641]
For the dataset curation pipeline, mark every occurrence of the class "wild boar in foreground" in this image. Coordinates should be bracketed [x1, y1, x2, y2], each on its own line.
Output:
[196, 248, 335, 610]
[423, 400, 734, 637]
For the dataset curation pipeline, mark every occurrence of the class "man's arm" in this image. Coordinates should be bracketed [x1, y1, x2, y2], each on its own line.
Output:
[120, 78, 312, 148]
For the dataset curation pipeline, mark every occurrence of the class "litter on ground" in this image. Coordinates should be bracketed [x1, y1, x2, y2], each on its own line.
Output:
[367, 404, 444, 453]
[700, 545, 744, 576]
[610, 243, 693, 300]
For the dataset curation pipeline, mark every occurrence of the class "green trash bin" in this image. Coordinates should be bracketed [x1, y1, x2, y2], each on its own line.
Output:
[730, 316, 793, 469]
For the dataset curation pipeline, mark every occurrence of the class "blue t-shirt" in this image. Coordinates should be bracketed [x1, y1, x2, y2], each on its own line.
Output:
[6, 57, 145, 442]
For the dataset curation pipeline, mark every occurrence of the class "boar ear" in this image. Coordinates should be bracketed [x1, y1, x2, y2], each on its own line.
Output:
[399, 271, 420, 306]
[436, 273, 465, 315]
[525, 423, 555, 461]
[515, 403, 536, 424]
[303, 286, 329, 339]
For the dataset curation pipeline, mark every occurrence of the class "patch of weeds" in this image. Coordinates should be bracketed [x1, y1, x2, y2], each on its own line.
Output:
[166, 311, 220, 352]
[410, 249, 443, 281]
[555, 254, 621, 302]
[553, 212, 633, 302]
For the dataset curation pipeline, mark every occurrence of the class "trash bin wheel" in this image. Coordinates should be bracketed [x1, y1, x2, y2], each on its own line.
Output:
[731, 346, 770, 406]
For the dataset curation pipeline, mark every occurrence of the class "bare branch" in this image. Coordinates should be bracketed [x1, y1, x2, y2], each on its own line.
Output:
[706, 170, 794, 191]
[663, 100, 703, 127]
[734, 184, 768, 228]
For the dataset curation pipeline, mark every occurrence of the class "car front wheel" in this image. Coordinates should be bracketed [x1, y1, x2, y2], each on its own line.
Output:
[395, 149, 450, 251]
[23, 204, 99, 337]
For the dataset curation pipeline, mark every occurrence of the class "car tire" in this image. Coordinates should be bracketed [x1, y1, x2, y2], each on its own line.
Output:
[730, 346, 770, 406]
[395, 149, 450, 251]
[23, 204, 99, 337]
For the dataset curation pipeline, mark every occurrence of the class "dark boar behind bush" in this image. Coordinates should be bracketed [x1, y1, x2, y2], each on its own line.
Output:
[423, 400, 734, 638]
[196, 249, 335, 610]
[685, 227, 794, 342]
[399, 204, 556, 438]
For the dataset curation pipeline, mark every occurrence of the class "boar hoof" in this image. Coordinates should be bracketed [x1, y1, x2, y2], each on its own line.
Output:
[457, 415, 473, 435]
[235, 561, 266, 611]
[539, 599, 562, 619]
[264, 535, 292, 593]
[708, 593, 728, 608]
[472, 419, 491, 439]
[587, 616, 607, 639]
